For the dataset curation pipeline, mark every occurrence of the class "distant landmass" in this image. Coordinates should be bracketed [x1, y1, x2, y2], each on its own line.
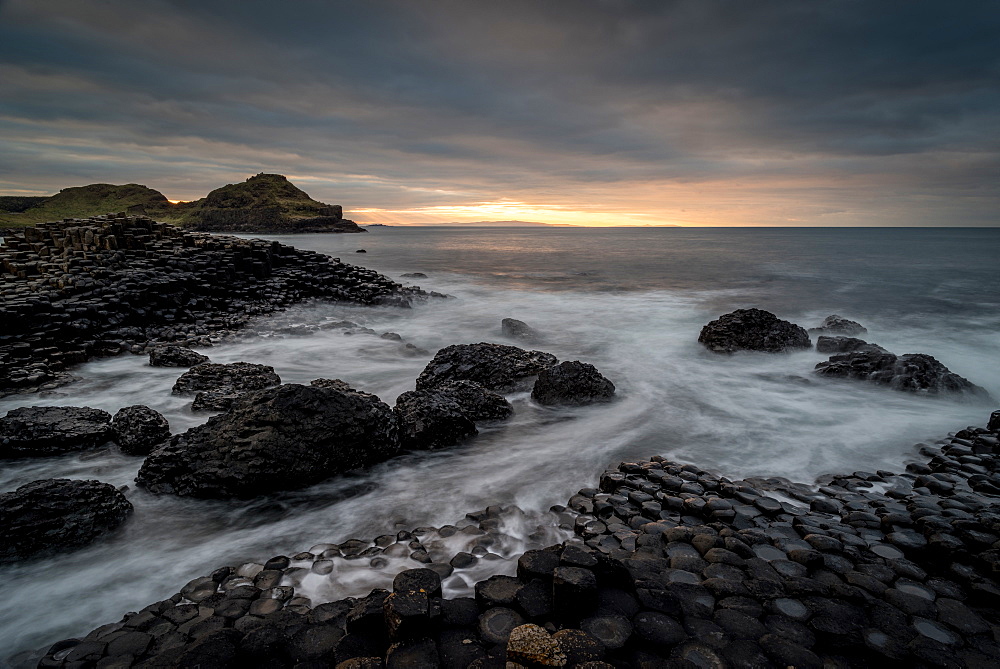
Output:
[0, 174, 365, 234]
[444, 220, 577, 227]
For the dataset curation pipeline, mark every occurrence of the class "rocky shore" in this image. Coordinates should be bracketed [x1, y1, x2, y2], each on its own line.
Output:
[0, 214, 422, 395]
[21, 408, 1000, 669]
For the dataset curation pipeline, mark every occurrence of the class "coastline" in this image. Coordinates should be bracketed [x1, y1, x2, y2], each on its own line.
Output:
[1, 218, 995, 666]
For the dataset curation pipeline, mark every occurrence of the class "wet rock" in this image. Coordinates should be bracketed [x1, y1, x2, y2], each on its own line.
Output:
[809, 315, 867, 336]
[191, 390, 242, 413]
[111, 405, 170, 455]
[416, 342, 558, 392]
[698, 308, 811, 353]
[815, 336, 886, 354]
[435, 380, 514, 422]
[401, 272, 427, 278]
[0, 478, 132, 563]
[171, 361, 281, 395]
[502, 318, 539, 341]
[394, 389, 477, 450]
[136, 383, 398, 498]
[0, 405, 112, 458]
[148, 346, 210, 368]
[478, 607, 526, 645]
[815, 350, 989, 397]
[531, 361, 616, 406]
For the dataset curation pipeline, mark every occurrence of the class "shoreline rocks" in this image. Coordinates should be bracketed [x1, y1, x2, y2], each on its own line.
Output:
[110, 405, 170, 456]
[0, 406, 112, 458]
[32, 409, 1000, 668]
[0, 214, 423, 396]
[699, 308, 811, 354]
[171, 362, 282, 411]
[808, 314, 868, 336]
[148, 345, 210, 368]
[531, 361, 616, 406]
[416, 342, 559, 392]
[136, 383, 398, 499]
[0, 478, 132, 564]
[816, 348, 990, 398]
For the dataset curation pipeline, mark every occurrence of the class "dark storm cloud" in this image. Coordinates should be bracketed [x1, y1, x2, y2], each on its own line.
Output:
[0, 0, 997, 224]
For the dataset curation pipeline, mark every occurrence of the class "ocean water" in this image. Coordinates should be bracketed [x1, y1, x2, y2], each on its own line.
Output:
[1, 226, 999, 658]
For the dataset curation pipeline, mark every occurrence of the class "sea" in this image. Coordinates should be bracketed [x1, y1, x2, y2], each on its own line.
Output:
[2, 226, 999, 658]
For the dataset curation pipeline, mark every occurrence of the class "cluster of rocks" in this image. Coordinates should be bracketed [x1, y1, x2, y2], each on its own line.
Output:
[0, 214, 422, 395]
[699, 308, 989, 398]
[131, 343, 615, 499]
[33, 409, 1000, 668]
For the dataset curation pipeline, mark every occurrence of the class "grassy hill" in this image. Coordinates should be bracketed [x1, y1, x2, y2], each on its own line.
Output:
[0, 174, 362, 233]
[0, 184, 174, 226]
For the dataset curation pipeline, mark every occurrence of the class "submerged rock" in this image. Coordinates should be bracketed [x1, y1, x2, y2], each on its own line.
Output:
[698, 308, 811, 354]
[809, 314, 868, 336]
[148, 346, 210, 368]
[0, 478, 133, 563]
[436, 380, 514, 422]
[136, 383, 398, 498]
[815, 350, 989, 397]
[416, 342, 558, 392]
[111, 405, 170, 456]
[531, 361, 616, 406]
[501, 318, 539, 341]
[0, 406, 112, 458]
[394, 390, 478, 450]
[815, 336, 886, 354]
[171, 362, 281, 395]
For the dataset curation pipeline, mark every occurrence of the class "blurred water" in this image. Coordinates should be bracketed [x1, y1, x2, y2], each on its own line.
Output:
[1, 226, 998, 657]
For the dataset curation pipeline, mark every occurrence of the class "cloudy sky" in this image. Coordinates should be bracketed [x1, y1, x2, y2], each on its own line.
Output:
[1, 0, 997, 226]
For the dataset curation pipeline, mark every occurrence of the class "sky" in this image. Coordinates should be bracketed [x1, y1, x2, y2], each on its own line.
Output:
[0, 0, 997, 227]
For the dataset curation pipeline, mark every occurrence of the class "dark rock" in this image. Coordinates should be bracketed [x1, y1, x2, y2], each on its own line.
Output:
[401, 273, 427, 278]
[553, 566, 598, 616]
[478, 607, 525, 645]
[415, 342, 558, 392]
[191, 390, 242, 413]
[0, 478, 132, 563]
[501, 318, 539, 341]
[531, 361, 615, 406]
[698, 308, 811, 353]
[171, 361, 281, 395]
[111, 405, 170, 455]
[0, 406, 112, 457]
[505, 623, 566, 667]
[809, 315, 868, 336]
[136, 383, 398, 498]
[393, 390, 477, 450]
[815, 336, 885, 354]
[148, 346, 210, 368]
[580, 615, 632, 650]
[435, 380, 514, 422]
[393, 568, 442, 598]
[386, 636, 438, 668]
[815, 350, 989, 397]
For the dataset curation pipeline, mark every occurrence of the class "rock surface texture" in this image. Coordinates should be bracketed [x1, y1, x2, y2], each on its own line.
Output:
[0, 405, 111, 458]
[148, 345, 210, 368]
[809, 314, 868, 336]
[815, 335, 886, 354]
[0, 214, 422, 395]
[0, 478, 132, 563]
[394, 390, 478, 450]
[136, 384, 398, 498]
[501, 318, 539, 341]
[531, 360, 616, 406]
[435, 379, 514, 422]
[816, 350, 990, 397]
[36, 410, 1000, 668]
[111, 405, 170, 456]
[416, 342, 558, 392]
[698, 308, 811, 353]
[171, 362, 282, 411]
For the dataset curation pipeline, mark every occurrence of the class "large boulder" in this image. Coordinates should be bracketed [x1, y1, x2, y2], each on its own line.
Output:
[136, 383, 398, 498]
[0, 406, 112, 458]
[815, 336, 887, 355]
[171, 362, 281, 395]
[0, 479, 133, 563]
[394, 390, 478, 450]
[809, 315, 867, 336]
[815, 350, 990, 397]
[148, 346, 210, 368]
[416, 343, 558, 392]
[436, 380, 514, 422]
[698, 309, 811, 354]
[111, 405, 171, 456]
[531, 361, 616, 406]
